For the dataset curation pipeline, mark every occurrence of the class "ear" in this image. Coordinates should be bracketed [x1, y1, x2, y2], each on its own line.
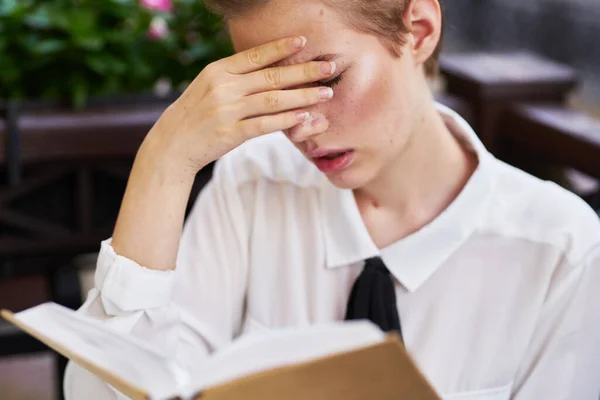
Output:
[404, 0, 442, 69]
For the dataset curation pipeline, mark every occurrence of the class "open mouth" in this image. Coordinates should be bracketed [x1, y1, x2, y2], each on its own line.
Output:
[319, 152, 348, 160]
[311, 150, 355, 172]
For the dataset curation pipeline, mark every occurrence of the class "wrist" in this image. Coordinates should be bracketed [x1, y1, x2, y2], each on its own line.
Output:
[136, 132, 199, 189]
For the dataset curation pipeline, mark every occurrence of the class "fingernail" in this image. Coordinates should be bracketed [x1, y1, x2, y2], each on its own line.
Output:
[320, 61, 336, 75]
[319, 87, 334, 100]
[292, 36, 307, 49]
[296, 111, 309, 121]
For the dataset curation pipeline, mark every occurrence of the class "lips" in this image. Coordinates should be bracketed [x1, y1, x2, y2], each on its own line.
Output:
[310, 149, 355, 173]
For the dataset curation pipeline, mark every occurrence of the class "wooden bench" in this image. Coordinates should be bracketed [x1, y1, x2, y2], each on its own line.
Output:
[0, 99, 212, 399]
[0, 101, 213, 260]
[497, 103, 600, 209]
[439, 51, 579, 152]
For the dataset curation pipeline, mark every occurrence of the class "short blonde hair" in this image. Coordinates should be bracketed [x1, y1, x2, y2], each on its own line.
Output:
[203, 0, 443, 77]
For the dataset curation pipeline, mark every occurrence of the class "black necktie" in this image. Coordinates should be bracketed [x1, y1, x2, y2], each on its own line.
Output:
[344, 257, 402, 337]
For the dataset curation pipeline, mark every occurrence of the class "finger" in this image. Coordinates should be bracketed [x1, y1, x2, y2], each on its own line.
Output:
[240, 61, 337, 95]
[239, 87, 334, 120]
[288, 113, 330, 142]
[224, 36, 307, 75]
[237, 110, 310, 139]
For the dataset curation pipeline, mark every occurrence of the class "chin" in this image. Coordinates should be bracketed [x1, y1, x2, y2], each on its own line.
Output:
[323, 165, 376, 190]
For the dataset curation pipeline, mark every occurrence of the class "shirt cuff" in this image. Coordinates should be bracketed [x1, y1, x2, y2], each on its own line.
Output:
[95, 239, 176, 316]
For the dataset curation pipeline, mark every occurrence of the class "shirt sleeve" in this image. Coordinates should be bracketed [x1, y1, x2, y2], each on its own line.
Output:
[64, 159, 253, 400]
[512, 245, 600, 400]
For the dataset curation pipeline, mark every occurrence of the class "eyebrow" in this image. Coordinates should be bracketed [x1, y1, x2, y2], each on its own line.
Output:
[310, 53, 342, 63]
[274, 53, 342, 67]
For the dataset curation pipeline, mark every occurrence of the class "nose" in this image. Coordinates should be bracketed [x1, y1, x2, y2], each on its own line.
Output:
[287, 112, 330, 144]
[287, 101, 331, 143]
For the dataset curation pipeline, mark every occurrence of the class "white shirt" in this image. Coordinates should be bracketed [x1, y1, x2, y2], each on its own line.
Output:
[65, 104, 600, 400]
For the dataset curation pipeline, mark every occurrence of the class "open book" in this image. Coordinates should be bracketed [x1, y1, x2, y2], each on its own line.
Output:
[2, 303, 440, 400]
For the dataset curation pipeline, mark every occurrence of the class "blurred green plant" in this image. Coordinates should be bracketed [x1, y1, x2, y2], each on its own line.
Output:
[0, 0, 233, 108]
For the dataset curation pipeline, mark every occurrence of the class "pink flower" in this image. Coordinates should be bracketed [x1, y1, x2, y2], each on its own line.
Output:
[140, 0, 172, 12]
[148, 17, 168, 40]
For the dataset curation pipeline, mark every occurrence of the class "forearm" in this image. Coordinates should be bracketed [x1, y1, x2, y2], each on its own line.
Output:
[111, 130, 199, 271]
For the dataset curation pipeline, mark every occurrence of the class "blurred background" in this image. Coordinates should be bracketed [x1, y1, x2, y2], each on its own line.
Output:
[0, 0, 599, 399]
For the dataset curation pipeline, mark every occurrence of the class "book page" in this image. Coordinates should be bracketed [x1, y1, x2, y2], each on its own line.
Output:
[8, 303, 388, 400]
[184, 321, 385, 396]
[9, 303, 189, 400]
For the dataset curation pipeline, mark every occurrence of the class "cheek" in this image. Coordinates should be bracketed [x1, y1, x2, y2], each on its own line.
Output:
[329, 70, 396, 137]
[350, 79, 390, 120]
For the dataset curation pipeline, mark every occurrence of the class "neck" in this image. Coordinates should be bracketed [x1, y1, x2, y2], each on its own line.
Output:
[354, 98, 478, 236]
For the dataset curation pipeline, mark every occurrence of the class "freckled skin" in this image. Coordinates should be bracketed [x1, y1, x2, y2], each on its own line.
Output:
[229, 1, 427, 189]
[228, 0, 479, 249]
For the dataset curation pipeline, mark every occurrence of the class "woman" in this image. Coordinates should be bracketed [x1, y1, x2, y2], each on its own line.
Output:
[65, 0, 600, 398]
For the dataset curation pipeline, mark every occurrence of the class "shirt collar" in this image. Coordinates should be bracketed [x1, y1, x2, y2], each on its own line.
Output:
[320, 102, 497, 292]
